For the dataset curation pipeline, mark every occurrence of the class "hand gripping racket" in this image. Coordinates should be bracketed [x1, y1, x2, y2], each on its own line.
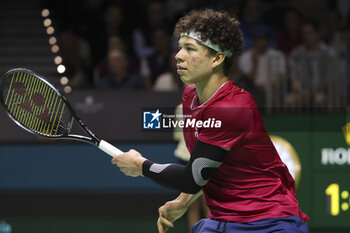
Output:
[0, 68, 123, 157]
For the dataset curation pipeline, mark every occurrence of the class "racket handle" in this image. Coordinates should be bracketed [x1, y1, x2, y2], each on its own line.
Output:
[98, 140, 124, 157]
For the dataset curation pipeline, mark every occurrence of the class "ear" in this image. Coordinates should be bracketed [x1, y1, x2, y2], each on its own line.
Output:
[212, 52, 226, 70]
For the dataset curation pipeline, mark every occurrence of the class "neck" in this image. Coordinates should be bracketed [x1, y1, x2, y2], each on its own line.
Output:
[195, 73, 229, 104]
[288, 30, 299, 37]
[157, 48, 169, 59]
[111, 71, 127, 83]
[306, 41, 319, 53]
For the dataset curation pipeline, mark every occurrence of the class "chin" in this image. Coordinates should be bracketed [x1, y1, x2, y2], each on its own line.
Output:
[182, 80, 195, 86]
[180, 76, 191, 85]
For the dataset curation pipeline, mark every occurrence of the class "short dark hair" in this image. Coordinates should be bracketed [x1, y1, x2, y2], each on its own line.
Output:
[302, 19, 320, 32]
[174, 9, 244, 75]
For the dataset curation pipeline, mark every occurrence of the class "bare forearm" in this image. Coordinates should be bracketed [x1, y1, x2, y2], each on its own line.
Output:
[176, 191, 203, 208]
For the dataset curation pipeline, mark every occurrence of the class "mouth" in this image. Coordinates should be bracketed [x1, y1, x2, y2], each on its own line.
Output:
[177, 65, 187, 73]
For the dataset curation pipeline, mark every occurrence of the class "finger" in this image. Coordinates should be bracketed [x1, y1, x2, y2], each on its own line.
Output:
[157, 218, 169, 233]
[111, 157, 118, 164]
[159, 215, 174, 228]
[158, 206, 164, 215]
[158, 204, 168, 215]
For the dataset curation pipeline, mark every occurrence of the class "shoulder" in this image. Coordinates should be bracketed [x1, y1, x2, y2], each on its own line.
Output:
[239, 50, 252, 61]
[125, 73, 144, 88]
[154, 72, 178, 91]
[205, 84, 257, 124]
[267, 49, 285, 58]
[213, 84, 256, 109]
[319, 42, 336, 57]
[290, 45, 306, 57]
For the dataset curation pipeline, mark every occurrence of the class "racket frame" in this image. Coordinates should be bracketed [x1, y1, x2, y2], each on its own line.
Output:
[0, 68, 101, 146]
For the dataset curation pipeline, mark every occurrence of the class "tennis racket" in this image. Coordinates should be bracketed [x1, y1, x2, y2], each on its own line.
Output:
[0, 68, 123, 157]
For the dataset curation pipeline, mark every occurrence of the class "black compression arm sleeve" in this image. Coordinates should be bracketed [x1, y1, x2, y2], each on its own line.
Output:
[142, 140, 228, 194]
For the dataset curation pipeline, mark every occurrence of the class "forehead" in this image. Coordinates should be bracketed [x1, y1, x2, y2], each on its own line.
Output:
[178, 36, 202, 47]
[109, 50, 125, 59]
[302, 24, 316, 32]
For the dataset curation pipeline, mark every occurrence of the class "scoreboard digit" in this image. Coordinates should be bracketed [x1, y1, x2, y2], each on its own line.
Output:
[313, 174, 350, 227]
[325, 183, 350, 216]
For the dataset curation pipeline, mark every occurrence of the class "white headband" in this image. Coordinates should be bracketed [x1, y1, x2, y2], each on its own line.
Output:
[180, 31, 232, 57]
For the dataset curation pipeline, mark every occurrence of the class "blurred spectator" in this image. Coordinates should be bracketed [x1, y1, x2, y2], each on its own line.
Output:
[153, 52, 183, 91]
[140, 27, 172, 90]
[323, 10, 348, 106]
[41, 0, 348, 108]
[132, 1, 170, 59]
[74, 0, 106, 67]
[166, 0, 204, 27]
[277, 9, 304, 55]
[165, 0, 188, 22]
[238, 24, 286, 110]
[286, 20, 338, 110]
[94, 35, 139, 81]
[41, 0, 97, 87]
[262, 0, 292, 32]
[239, 0, 277, 50]
[88, 4, 131, 66]
[94, 49, 143, 89]
[59, 31, 92, 88]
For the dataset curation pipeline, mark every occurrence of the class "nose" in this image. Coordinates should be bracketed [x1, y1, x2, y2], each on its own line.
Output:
[175, 49, 184, 63]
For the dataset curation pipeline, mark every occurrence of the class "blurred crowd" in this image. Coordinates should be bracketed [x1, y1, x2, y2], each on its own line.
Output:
[41, 0, 350, 111]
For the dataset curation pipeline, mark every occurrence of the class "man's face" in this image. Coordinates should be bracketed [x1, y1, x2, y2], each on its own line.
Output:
[105, 6, 122, 27]
[108, 50, 127, 75]
[153, 29, 169, 53]
[253, 37, 269, 52]
[302, 24, 318, 45]
[175, 37, 215, 85]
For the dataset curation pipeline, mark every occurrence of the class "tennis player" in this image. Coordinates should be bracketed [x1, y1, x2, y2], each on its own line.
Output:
[112, 9, 309, 233]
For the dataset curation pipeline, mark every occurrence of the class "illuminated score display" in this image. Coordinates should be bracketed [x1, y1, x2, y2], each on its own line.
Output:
[307, 119, 350, 229]
[270, 122, 350, 230]
[313, 173, 350, 228]
[325, 183, 350, 216]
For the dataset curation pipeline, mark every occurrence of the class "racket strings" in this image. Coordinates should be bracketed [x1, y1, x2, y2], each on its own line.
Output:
[1, 71, 70, 137]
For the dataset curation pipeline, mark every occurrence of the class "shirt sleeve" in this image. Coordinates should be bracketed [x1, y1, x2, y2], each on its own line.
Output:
[238, 51, 253, 75]
[276, 51, 286, 75]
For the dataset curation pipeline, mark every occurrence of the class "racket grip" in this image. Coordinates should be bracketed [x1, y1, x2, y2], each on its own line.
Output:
[98, 140, 124, 157]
